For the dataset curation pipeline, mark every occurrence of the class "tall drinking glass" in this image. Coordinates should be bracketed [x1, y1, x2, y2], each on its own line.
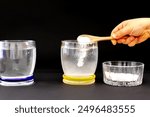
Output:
[0, 40, 36, 86]
[61, 40, 98, 85]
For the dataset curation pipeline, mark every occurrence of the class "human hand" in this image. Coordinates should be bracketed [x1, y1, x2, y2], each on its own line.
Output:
[111, 18, 150, 47]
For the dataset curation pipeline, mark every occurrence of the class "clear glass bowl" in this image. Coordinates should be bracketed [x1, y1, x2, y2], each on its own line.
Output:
[102, 61, 144, 86]
[61, 40, 98, 85]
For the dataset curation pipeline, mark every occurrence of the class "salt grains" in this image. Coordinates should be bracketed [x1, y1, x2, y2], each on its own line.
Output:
[104, 72, 139, 82]
[77, 36, 91, 43]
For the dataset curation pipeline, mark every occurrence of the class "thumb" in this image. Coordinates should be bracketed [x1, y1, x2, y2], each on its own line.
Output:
[112, 26, 131, 39]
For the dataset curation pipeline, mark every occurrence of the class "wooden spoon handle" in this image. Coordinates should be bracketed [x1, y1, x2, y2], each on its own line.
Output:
[80, 34, 113, 42]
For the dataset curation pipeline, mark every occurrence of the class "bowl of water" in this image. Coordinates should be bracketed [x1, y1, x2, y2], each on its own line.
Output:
[61, 40, 98, 85]
[102, 61, 144, 86]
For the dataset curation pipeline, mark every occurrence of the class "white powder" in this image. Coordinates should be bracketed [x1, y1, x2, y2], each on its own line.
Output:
[77, 49, 87, 67]
[77, 58, 84, 67]
[77, 36, 91, 43]
[76, 36, 91, 67]
[105, 72, 139, 81]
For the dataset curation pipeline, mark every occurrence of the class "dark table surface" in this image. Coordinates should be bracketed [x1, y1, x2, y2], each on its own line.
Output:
[0, 69, 150, 100]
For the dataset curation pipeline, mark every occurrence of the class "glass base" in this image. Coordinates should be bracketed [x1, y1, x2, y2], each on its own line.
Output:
[104, 78, 142, 87]
[0, 75, 34, 86]
[62, 74, 95, 85]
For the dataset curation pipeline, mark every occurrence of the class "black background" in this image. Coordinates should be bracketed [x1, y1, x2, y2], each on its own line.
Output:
[0, 0, 150, 100]
[0, 0, 150, 72]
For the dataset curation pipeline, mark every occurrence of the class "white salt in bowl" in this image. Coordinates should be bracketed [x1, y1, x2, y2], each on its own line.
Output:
[102, 61, 144, 86]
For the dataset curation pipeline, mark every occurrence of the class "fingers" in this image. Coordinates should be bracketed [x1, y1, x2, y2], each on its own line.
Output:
[111, 36, 137, 47]
[111, 39, 117, 45]
[112, 35, 148, 47]
[124, 36, 135, 44]
[128, 38, 138, 47]
[111, 36, 128, 45]
[138, 31, 150, 44]
[117, 39, 125, 44]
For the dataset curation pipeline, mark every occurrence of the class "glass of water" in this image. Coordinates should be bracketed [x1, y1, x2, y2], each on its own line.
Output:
[0, 40, 36, 86]
[61, 40, 98, 85]
[103, 61, 144, 86]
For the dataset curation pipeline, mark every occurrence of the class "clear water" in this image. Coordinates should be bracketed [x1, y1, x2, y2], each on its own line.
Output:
[0, 47, 36, 79]
[61, 47, 98, 76]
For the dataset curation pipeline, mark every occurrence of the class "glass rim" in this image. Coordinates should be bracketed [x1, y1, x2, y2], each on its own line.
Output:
[102, 61, 144, 67]
[0, 40, 35, 43]
[61, 40, 97, 44]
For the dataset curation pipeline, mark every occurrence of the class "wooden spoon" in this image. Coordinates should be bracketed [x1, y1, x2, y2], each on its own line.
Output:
[77, 34, 113, 42]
